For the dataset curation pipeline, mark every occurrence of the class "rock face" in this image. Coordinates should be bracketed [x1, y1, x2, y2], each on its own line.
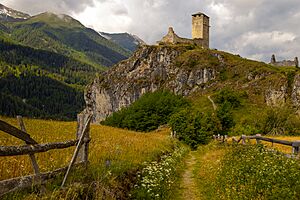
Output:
[84, 45, 300, 123]
[292, 74, 300, 107]
[265, 86, 288, 106]
[84, 45, 217, 122]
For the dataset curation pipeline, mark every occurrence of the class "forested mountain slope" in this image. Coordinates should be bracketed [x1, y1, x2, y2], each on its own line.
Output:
[0, 4, 135, 120]
[0, 12, 131, 68]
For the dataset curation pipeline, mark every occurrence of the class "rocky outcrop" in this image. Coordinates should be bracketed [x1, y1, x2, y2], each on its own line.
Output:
[292, 74, 300, 107]
[265, 86, 287, 106]
[84, 45, 300, 123]
[84, 45, 218, 122]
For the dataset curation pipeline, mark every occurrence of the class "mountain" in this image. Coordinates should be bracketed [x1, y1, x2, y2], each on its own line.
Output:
[100, 32, 146, 52]
[0, 3, 144, 120]
[0, 38, 101, 120]
[83, 44, 300, 123]
[0, 3, 30, 22]
[0, 12, 131, 68]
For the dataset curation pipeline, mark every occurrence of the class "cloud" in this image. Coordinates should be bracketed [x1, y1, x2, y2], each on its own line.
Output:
[2, 0, 300, 62]
[2, 0, 94, 14]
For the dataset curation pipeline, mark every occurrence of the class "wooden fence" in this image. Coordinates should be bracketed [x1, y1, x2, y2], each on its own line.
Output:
[0, 114, 92, 197]
[214, 134, 300, 157]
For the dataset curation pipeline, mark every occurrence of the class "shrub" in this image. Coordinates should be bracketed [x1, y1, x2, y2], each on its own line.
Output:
[262, 105, 300, 135]
[216, 101, 235, 135]
[216, 145, 300, 199]
[169, 109, 221, 149]
[214, 88, 244, 109]
[101, 90, 190, 132]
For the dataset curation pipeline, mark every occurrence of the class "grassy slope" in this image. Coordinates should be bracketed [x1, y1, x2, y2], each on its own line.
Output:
[177, 46, 300, 136]
[0, 116, 177, 199]
[2, 12, 131, 68]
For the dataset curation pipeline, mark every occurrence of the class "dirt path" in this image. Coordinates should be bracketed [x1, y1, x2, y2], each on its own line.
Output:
[176, 151, 200, 200]
[208, 96, 217, 110]
[174, 144, 226, 200]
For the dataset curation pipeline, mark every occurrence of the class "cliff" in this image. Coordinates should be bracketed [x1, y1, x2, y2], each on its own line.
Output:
[84, 44, 300, 123]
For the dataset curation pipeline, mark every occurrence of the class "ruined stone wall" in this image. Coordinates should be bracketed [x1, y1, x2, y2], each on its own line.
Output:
[270, 54, 299, 67]
[158, 27, 208, 48]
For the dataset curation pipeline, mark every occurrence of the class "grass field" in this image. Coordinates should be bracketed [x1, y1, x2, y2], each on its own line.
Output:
[0, 116, 177, 198]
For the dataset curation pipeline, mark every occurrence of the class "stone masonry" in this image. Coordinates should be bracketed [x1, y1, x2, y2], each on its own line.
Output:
[157, 12, 209, 48]
[270, 54, 299, 67]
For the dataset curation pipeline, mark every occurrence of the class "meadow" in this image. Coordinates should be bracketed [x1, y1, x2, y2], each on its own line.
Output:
[0, 116, 178, 199]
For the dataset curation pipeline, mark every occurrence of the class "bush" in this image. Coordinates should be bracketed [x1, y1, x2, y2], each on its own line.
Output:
[214, 88, 244, 109]
[216, 101, 235, 135]
[257, 105, 300, 135]
[101, 90, 189, 132]
[216, 145, 300, 199]
[169, 109, 221, 149]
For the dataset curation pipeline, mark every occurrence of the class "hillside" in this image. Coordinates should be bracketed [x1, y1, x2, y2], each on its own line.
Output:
[0, 4, 136, 120]
[84, 44, 300, 123]
[0, 37, 103, 119]
[0, 12, 131, 68]
[0, 3, 30, 22]
[100, 32, 146, 52]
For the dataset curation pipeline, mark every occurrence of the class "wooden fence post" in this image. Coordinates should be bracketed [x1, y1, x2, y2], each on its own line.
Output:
[292, 141, 300, 155]
[16, 116, 45, 193]
[242, 135, 246, 145]
[255, 134, 262, 144]
[76, 114, 91, 166]
[61, 115, 91, 188]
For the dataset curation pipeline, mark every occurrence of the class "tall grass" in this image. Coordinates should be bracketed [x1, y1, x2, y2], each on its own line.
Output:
[216, 145, 300, 200]
[0, 116, 176, 198]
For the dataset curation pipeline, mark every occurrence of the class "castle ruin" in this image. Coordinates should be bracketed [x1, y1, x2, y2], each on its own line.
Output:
[270, 54, 299, 68]
[158, 12, 210, 48]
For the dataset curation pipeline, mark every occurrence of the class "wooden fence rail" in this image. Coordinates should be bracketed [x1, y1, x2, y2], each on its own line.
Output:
[0, 140, 79, 156]
[0, 114, 92, 197]
[214, 134, 300, 156]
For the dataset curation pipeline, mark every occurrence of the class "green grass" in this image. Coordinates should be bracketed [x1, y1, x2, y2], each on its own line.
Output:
[216, 145, 300, 199]
[193, 143, 228, 199]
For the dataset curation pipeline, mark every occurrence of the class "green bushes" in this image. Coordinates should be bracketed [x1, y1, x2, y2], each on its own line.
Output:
[169, 110, 221, 149]
[216, 102, 235, 135]
[101, 91, 190, 132]
[215, 87, 243, 108]
[216, 145, 300, 199]
[262, 105, 300, 135]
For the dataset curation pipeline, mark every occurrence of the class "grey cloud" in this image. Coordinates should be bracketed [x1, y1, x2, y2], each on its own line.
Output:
[2, 0, 94, 14]
[2, 0, 300, 62]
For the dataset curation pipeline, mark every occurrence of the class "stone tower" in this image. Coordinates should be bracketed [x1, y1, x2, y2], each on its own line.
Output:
[192, 12, 209, 48]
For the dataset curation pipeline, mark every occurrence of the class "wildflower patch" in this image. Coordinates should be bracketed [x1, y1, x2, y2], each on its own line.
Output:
[131, 144, 188, 199]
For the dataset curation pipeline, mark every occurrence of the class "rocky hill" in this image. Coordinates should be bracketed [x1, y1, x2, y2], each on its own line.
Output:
[84, 44, 300, 123]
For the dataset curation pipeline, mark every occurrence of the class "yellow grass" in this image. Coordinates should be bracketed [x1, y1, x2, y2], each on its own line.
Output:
[194, 142, 228, 200]
[0, 116, 175, 181]
[261, 136, 300, 154]
[230, 135, 300, 155]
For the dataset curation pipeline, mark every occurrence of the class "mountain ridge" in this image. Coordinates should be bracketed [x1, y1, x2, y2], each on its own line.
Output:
[100, 32, 146, 52]
[0, 3, 30, 22]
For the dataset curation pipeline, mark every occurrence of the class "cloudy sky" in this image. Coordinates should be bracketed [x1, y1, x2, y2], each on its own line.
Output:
[2, 0, 300, 62]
